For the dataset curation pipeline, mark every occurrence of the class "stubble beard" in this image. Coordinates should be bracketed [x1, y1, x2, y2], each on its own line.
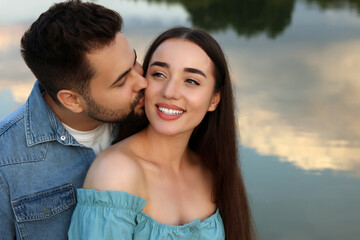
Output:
[84, 90, 145, 124]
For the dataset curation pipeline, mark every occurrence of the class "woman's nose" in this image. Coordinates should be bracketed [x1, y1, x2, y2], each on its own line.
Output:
[162, 78, 180, 100]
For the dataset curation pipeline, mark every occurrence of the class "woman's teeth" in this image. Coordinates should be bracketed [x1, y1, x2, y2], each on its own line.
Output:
[158, 106, 183, 115]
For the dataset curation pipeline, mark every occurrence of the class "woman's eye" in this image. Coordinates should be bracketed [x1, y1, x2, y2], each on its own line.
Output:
[186, 79, 200, 86]
[151, 72, 166, 78]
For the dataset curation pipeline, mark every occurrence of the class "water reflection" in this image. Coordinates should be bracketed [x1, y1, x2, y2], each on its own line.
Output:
[144, 0, 360, 39]
[233, 51, 360, 177]
[0, 24, 35, 108]
[146, 0, 295, 38]
[242, 146, 360, 240]
[227, 1, 360, 176]
[235, 38, 360, 175]
[306, 0, 360, 13]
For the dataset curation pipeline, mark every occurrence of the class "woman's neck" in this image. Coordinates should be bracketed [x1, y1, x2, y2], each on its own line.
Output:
[136, 125, 194, 174]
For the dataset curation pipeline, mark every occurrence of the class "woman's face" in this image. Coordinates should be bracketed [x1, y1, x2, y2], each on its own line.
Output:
[144, 38, 220, 136]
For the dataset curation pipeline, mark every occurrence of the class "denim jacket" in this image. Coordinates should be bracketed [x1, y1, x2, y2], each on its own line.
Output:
[0, 81, 117, 240]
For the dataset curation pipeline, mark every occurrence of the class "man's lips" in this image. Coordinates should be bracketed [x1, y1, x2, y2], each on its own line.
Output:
[138, 97, 145, 107]
[134, 89, 145, 107]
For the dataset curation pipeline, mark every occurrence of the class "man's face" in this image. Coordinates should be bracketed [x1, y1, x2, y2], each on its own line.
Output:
[83, 33, 148, 124]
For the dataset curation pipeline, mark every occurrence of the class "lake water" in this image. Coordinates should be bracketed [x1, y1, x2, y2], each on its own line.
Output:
[1, 0, 360, 239]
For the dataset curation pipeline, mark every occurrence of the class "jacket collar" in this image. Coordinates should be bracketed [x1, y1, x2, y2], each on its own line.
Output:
[24, 81, 119, 147]
[24, 81, 80, 147]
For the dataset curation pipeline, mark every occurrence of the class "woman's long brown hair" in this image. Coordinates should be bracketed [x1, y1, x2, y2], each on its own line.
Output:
[117, 26, 255, 240]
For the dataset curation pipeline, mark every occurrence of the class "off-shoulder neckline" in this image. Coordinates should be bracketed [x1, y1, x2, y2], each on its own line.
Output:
[77, 188, 220, 228]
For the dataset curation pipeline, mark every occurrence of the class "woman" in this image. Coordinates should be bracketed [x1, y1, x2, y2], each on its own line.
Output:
[68, 27, 255, 240]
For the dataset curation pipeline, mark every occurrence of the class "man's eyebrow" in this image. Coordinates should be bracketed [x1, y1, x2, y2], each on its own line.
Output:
[133, 49, 137, 66]
[110, 49, 137, 87]
[184, 67, 207, 78]
[150, 61, 169, 68]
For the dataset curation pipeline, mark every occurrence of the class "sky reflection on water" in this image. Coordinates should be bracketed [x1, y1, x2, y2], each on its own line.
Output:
[231, 2, 360, 177]
[1, 0, 360, 239]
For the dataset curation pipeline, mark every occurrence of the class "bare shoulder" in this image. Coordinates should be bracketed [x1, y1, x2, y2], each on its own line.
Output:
[83, 142, 146, 197]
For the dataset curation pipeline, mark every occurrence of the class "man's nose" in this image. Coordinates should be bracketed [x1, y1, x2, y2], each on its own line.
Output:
[133, 62, 148, 91]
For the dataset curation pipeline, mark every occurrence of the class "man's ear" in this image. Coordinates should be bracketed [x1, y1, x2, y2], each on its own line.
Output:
[57, 90, 85, 113]
[208, 91, 221, 112]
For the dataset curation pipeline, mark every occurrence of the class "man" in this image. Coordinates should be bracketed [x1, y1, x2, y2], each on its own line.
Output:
[0, 1, 147, 239]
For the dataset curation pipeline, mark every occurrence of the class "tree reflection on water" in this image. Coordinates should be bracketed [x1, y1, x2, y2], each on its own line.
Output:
[144, 0, 360, 38]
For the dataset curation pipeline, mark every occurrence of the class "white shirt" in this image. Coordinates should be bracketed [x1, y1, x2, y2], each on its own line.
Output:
[62, 123, 113, 155]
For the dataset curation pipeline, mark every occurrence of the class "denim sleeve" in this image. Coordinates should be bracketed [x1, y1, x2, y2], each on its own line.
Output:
[0, 175, 16, 239]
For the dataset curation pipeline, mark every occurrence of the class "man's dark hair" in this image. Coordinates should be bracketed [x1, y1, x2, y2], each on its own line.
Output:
[21, 0, 123, 103]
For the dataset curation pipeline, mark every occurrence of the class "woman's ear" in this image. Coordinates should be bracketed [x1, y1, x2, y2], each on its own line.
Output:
[57, 90, 85, 113]
[208, 91, 221, 112]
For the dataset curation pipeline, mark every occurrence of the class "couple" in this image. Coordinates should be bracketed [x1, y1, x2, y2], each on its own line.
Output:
[0, 1, 254, 239]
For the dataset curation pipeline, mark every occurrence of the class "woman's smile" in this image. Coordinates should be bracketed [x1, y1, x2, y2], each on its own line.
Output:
[156, 103, 185, 120]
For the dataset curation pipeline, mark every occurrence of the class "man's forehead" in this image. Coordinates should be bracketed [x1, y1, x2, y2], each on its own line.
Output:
[85, 33, 133, 68]
[86, 34, 137, 89]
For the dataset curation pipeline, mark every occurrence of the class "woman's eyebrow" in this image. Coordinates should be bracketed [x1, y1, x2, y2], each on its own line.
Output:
[150, 62, 206, 78]
[184, 67, 207, 78]
[150, 61, 169, 68]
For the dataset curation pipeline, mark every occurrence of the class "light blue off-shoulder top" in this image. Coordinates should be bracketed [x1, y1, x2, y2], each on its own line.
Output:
[68, 189, 225, 240]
